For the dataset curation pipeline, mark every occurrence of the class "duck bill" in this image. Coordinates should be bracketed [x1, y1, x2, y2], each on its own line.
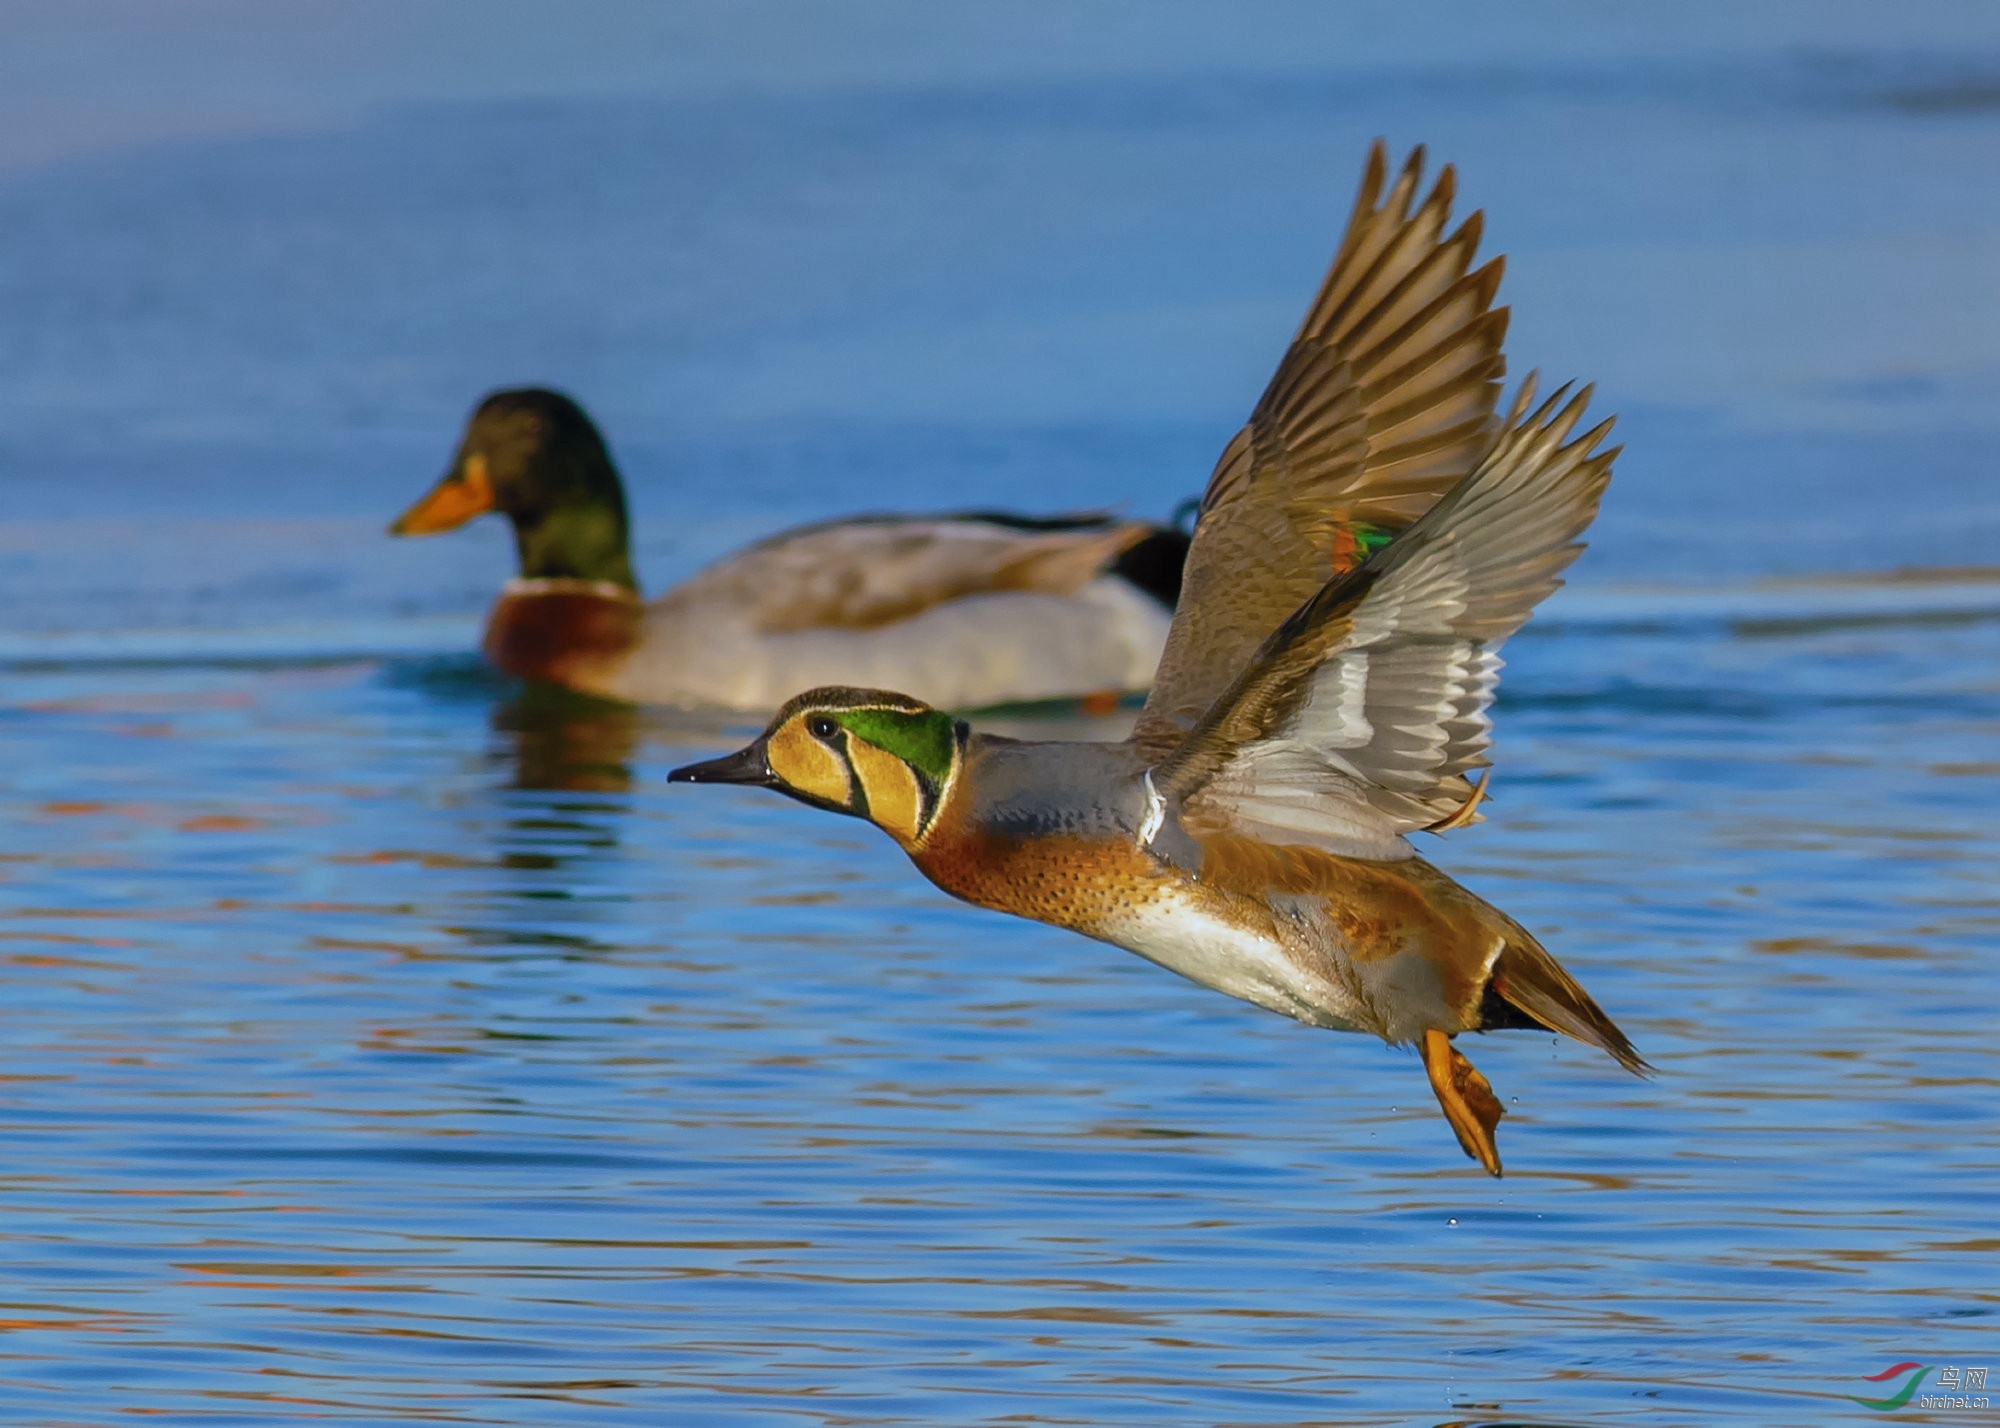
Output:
[390, 453, 495, 536]
[668, 741, 776, 788]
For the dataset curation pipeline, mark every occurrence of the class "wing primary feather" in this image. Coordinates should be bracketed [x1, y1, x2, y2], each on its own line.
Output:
[1360, 302, 1508, 410]
[1302, 146, 1432, 343]
[1325, 180, 1457, 349]
[1351, 252, 1505, 387]
[1136, 143, 1514, 753]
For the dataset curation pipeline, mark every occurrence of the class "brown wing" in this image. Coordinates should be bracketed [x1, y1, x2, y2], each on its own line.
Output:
[1160, 380, 1618, 846]
[1134, 141, 1510, 756]
[669, 516, 1153, 634]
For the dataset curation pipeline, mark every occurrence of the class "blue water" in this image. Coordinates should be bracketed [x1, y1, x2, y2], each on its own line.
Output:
[3, 5, 1999, 1423]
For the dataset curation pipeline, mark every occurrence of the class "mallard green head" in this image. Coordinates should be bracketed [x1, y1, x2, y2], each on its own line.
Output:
[669, 687, 966, 847]
[390, 387, 639, 592]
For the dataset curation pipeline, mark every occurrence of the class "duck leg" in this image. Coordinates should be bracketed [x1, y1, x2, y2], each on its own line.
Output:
[1420, 1028, 1505, 1176]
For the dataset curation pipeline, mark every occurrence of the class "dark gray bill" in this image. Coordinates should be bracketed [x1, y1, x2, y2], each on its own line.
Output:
[667, 742, 775, 786]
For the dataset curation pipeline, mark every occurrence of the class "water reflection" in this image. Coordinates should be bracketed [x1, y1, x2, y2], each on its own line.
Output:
[1, 606, 1996, 1423]
[493, 684, 642, 793]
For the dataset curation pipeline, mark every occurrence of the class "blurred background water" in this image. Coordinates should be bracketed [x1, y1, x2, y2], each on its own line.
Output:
[2, 3, 1997, 1423]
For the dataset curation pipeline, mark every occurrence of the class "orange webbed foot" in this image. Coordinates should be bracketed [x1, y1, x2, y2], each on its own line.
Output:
[1420, 1027, 1505, 1176]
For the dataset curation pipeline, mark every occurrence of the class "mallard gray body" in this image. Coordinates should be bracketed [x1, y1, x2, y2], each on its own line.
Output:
[671, 143, 1650, 1174]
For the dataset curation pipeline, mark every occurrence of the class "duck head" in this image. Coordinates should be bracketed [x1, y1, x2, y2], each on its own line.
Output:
[670, 687, 967, 848]
[391, 387, 639, 592]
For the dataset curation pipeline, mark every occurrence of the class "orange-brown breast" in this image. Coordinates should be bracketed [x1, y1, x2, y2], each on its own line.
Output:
[482, 585, 642, 692]
[912, 820, 1179, 939]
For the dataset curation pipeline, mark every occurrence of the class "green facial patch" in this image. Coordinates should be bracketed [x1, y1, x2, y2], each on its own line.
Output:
[834, 707, 958, 785]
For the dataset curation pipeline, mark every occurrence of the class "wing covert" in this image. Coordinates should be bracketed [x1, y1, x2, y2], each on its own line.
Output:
[668, 517, 1154, 635]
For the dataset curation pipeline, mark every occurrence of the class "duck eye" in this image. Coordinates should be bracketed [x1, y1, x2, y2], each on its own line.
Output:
[808, 715, 840, 741]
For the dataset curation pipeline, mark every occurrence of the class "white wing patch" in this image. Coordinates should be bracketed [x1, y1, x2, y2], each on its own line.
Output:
[1297, 649, 1373, 750]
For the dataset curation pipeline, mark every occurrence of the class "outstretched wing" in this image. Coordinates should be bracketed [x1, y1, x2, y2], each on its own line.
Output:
[1159, 380, 1617, 850]
[672, 515, 1156, 634]
[1134, 141, 1510, 755]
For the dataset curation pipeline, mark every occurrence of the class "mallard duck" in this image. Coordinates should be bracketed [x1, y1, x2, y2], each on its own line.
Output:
[389, 388, 1196, 711]
[669, 143, 1650, 1175]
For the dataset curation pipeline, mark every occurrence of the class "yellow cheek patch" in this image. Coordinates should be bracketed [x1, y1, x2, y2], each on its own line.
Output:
[766, 719, 853, 808]
[845, 738, 927, 845]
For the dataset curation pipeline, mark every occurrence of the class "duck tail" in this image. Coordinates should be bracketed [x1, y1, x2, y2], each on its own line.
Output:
[1110, 522, 1193, 608]
[1489, 934, 1653, 1077]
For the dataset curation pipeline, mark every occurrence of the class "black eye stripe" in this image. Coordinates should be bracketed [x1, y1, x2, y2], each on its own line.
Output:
[839, 743, 868, 821]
